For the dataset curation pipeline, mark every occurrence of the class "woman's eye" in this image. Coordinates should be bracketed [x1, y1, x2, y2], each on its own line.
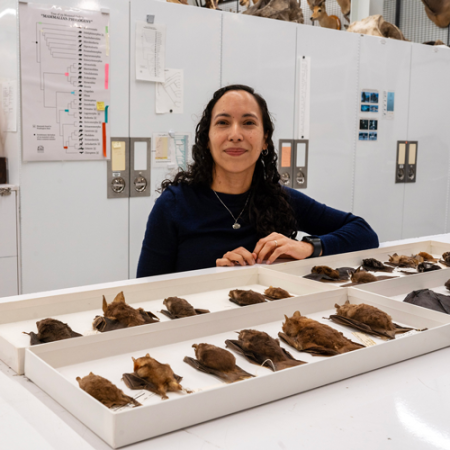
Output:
[244, 120, 256, 126]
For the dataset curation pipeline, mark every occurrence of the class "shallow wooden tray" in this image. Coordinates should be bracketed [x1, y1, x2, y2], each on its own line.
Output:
[25, 287, 450, 448]
[0, 266, 335, 374]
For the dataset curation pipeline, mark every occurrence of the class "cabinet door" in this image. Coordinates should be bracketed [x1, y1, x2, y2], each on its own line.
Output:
[353, 35, 412, 242]
[19, 0, 130, 294]
[402, 44, 450, 238]
[0, 191, 17, 258]
[128, 1, 222, 278]
[0, 257, 18, 297]
[298, 26, 360, 212]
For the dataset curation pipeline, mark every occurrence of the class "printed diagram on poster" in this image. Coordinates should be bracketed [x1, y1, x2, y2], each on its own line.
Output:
[135, 22, 166, 82]
[19, 3, 110, 161]
[156, 69, 183, 114]
[152, 132, 191, 169]
[0, 79, 17, 132]
[359, 89, 378, 141]
[383, 91, 395, 120]
[359, 119, 378, 141]
[360, 90, 378, 113]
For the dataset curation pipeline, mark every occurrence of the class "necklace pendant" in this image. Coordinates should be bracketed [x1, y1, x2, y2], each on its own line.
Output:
[233, 223, 241, 230]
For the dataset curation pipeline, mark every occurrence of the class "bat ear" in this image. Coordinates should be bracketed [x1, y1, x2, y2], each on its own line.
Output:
[345, 300, 350, 305]
[114, 291, 126, 303]
[76, 377, 81, 382]
[192, 343, 198, 349]
[334, 303, 340, 309]
[145, 353, 150, 358]
[102, 296, 108, 313]
[293, 311, 301, 317]
[132, 357, 136, 362]
[284, 314, 289, 322]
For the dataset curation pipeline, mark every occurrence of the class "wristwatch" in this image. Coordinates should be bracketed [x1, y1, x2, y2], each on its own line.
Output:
[301, 236, 322, 258]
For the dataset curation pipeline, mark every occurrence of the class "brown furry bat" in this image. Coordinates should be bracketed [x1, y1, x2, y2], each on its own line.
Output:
[183, 343, 254, 383]
[387, 253, 419, 268]
[417, 251, 438, 262]
[440, 252, 450, 267]
[24, 318, 82, 345]
[123, 353, 189, 400]
[278, 311, 364, 356]
[445, 279, 450, 291]
[76, 372, 140, 408]
[225, 329, 306, 371]
[304, 266, 354, 282]
[93, 292, 159, 332]
[264, 286, 293, 300]
[161, 297, 209, 319]
[329, 300, 415, 339]
[341, 267, 396, 287]
[229, 289, 267, 306]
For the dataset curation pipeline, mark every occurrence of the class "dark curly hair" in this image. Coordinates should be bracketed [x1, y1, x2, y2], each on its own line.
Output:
[160, 84, 298, 239]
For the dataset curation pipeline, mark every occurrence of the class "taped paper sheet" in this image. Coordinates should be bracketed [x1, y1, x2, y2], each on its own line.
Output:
[1, 79, 17, 132]
[19, 3, 110, 161]
[297, 56, 310, 140]
[156, 69, 183, 114]
[152, 132, 191, 169]
[135, 22, 166, 82]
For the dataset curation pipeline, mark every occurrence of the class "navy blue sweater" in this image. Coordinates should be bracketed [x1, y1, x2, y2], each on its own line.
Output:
[136, 184, 379, 277]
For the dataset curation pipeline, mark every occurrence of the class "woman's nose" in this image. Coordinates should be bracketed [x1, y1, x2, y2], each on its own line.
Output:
[228, 123, 243, 141]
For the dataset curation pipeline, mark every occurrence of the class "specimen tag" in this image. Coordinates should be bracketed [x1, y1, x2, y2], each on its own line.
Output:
[352, 332, 376, 347]
[395, 329, 420, 339]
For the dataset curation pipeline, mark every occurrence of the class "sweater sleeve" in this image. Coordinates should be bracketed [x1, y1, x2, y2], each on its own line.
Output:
[287, 188, 379, 256]
[136, 189, 179, 278]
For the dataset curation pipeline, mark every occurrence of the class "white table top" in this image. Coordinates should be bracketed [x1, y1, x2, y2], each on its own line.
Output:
[2, 233, 450, 450]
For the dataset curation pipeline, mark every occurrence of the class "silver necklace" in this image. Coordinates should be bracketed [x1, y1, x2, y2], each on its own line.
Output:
[213, 190, 250, 230]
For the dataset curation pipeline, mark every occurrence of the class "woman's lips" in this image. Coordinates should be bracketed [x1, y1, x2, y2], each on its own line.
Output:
[224, 148, 247, 156]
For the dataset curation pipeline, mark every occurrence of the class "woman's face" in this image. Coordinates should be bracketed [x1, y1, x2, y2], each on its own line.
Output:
[208, 90, 267, 183]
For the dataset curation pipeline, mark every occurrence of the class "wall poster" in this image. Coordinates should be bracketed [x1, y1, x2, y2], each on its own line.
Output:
[19, 3, 110, 161]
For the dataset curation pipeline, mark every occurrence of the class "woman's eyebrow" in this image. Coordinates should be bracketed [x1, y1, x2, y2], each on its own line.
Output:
[213, 113, 259, 119]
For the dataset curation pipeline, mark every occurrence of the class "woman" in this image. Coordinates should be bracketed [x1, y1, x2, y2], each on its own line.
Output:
[137, 85, 378, 277]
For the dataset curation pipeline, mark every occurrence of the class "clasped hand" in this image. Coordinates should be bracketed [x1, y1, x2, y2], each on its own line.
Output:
[216, 232, 315, 267]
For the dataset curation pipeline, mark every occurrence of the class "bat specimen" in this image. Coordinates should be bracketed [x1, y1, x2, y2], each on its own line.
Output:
[418, 262, 441, 272]
[328, 300, 417, 340]
[361, 258, 394, 273]
[303, 265, 354, 282]
[229, 289, 267, 306]
[416, 252, 438, 262]
[161, 297, 209, 319]
[76, 372, 140, 408]
[440, 252, 450, 267]
[225, 329, 306, 371]
[404, 289, 450, 314]
[446, 279, 450, 291]
[183, 343, 254, 383]
[92, 291, 159, 332]
[341, 266, 397, 287]
[278, 311, 365, 356]
[386, 253, 420, 268]
[24, 318, 82, 345]
[123, 353, 190, 400]
[264, 286, 293, 300]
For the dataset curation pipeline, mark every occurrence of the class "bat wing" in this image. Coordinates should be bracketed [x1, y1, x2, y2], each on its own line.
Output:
[183, 356, 254, 383]
[225, 339, 276, 371]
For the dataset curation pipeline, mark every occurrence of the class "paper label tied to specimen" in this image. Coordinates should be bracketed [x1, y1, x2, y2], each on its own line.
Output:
[19, 3, 110, 161]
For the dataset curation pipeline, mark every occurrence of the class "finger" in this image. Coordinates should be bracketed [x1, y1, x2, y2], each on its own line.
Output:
[216, 258, 236, 267]
[224, 249, 255, 266]
[266, 246, 285, 265]
[256, 240, 278, 263]
[253, 233, 282, 257]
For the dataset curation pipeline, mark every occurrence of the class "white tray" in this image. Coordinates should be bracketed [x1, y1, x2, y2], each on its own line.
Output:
[266, 240, 450, 285]
[350, 266, 450, 302]
[25, 288, 450, 448]
[0, 266, 335, 374]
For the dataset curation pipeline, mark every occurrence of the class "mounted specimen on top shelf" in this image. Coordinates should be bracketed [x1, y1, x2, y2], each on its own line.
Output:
[310, 1, 341, 30]
[347, 15, 407, 41]
[307, 0, 350, 22]
[421, 0, 450, 28]
[243, 0, 304, 24]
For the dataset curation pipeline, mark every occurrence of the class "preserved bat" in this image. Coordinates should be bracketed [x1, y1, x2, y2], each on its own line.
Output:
[446, 279, 450, 291]
[264, 286, 293, 300]
[386, 253, 419, 268]
[123, 353, 190, 400]
[76, 372, 140, 408]
[93, 291, 159, 332]
[303, 265, 354, 282]
[404, 289, 450, 314]
[229, 289, 267, 306]
[278, 311, 364, 356]
[328, 300, 417, 340]
[183, 343, 254, 383]
[24, 318, 82, 345]
[161, 297, 210, 319]
[225, 329, 306, 371]
[418, 262, 441, 272]
[341, 266, 397, 287]
[361, 258, 394, 273]
[440, 252, 450, 267]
